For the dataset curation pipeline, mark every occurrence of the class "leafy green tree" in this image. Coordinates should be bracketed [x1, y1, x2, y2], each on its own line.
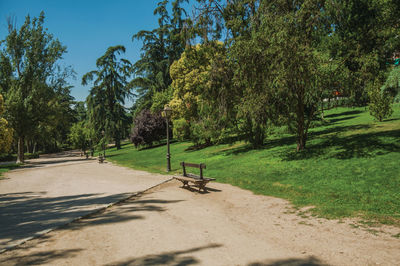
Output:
[73, 101, 88, 122]
[325, 0, 400, 105]
[382, 66, 400, 102]
[226, 1, 272, 147]
[0, 12, 69, 162]
[68, 121, 91, 153]
[0, 94, 13, 154]
[169, 42, 234, 145]
[82, 45, 132, 150]
[368, 81, 393, 122]
[130, 0, 189, 115]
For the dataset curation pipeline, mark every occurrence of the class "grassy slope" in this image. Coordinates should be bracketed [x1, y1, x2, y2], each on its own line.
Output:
[106, 104, 400, 225]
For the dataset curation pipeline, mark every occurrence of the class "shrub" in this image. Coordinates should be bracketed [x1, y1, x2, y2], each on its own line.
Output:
[368, 83, 393, 122]
[130, 110, 167, 148]
[172, 118, 190, 141]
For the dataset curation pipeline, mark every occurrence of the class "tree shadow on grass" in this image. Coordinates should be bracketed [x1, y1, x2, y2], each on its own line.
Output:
[104, 244, 222, 266]
[249, 255, 329, 266]
[0, 248, 84, 265]
[328, 115, 358, 123]
[324, 110, 363, 118]
[283, 128, 400, 161]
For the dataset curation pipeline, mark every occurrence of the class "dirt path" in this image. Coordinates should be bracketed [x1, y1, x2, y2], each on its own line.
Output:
[1, 175, 399, 265]
[0, 151, 170, 252]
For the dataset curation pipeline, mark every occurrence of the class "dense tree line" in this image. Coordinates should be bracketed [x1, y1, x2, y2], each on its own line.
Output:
[0, 12, 77, 162]
[1, 1, 399, 159]
[131, 0, 400, 150]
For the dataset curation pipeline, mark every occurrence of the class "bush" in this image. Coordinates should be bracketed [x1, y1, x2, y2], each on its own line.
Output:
[130, 110, 167, 148]
[368, 83, 393, 122]
[172, 118, 190, 141]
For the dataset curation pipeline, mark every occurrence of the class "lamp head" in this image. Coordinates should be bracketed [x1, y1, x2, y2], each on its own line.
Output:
[162, 105, 172, 118]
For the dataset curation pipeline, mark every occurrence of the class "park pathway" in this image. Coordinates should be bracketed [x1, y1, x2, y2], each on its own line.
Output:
[0, 151, 170, 253]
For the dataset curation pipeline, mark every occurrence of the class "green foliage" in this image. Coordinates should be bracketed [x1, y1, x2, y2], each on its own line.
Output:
[106, 105, 400, 225]
[169, 42, 234, 145]
[382, 66, 400, 102]
[0, 12, 73, 161]
[172, 118, 190, 141]
[68, 121, 91, 152]
[368, 81, 393, 122]
[324, 0, 400, 105]
[83, 45, 132, 150]
[150, 86, 174, 113]
[131, 0, 189, 115]
[0, 94, 12, 153]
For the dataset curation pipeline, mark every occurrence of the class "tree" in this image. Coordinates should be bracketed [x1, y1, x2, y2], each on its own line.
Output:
[382, 66, 400, 102]
[0, 94, 13, 154]
[82, 45, 132, 150]
[68, 121, 91, 153]
[130, 109, 166, 148]
[130, 0, 189, 115]
[325, 0, 400, 105]
[227, 1, 272, 147]
[169, 42, 235, 145]
[0, 12, 69, 162]
[368, 81, 393, 122]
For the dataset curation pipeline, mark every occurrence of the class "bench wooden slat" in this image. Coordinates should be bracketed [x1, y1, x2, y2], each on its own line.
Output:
[180, 162, 206, 169]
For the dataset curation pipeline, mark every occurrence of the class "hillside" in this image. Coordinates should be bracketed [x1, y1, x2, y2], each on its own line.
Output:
[106, 104, 400, 225]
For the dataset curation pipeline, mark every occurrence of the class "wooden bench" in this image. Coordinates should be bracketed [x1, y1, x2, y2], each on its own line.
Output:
[174, 162, 215, 192]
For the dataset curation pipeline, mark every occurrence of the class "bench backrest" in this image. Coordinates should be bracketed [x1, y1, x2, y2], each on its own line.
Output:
[180, 162, 206, 179]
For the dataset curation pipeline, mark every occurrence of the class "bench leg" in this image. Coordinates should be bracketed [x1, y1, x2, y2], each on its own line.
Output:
[198, 182, 208, 192]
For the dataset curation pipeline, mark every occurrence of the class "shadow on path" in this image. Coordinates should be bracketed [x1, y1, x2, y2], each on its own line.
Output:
[0, 192, 131, 249]
[0, 248, 83, 265]
[65, 197, 184, 231]
[104, 244, 222, 266]
[249, 256, 329, 266]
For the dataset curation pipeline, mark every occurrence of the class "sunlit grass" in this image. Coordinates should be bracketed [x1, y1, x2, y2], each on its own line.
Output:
[106, 104, 400, 225]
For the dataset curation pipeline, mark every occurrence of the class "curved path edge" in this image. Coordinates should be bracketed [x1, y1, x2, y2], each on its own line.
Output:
[0, 177, 173, 254]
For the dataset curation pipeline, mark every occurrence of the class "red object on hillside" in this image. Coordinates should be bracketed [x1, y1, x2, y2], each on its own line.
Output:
[333, 91, 341, 96]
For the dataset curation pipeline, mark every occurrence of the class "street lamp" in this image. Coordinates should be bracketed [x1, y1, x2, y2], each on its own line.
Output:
[101, 130, 106, 158]
[162, 105, 172, 172]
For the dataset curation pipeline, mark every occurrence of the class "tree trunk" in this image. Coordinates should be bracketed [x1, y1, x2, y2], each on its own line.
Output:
[33, 142, 37, 154]
[27, 140, 33, 153]
[296, 99, 305, 152]
[17, 136, 24, 163]
[115, 137, 121, 150]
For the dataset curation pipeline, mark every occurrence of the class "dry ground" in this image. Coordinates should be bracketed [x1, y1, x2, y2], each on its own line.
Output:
[1, 175, 399, 265]
[0, 151, 170, 252]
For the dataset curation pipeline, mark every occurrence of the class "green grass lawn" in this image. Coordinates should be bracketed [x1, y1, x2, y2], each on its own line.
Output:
[0, 163, 20, 179]
[105, 104, 400, 225]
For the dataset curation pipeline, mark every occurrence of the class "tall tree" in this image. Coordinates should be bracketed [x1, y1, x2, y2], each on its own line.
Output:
[82, 45, 132, 150]
[0, 12, 68, 162]
[325, 0, 400, 105]
[0, 94, 13, 154]
[130, 0, 189, 115]
[169, 42, 234, 145]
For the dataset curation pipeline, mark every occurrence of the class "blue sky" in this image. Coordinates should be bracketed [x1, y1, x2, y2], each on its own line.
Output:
[0, 0, 189, 106]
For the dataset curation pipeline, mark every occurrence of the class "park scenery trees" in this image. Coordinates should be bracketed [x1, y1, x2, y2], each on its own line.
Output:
[0, 0, 399, 226]
[82, 45, 132, 150]
[0, 12, 75, 162]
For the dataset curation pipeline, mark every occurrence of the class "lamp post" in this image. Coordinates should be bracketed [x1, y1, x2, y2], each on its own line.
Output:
[101, 130, 106, 158]
[162, 105, 172, 172]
